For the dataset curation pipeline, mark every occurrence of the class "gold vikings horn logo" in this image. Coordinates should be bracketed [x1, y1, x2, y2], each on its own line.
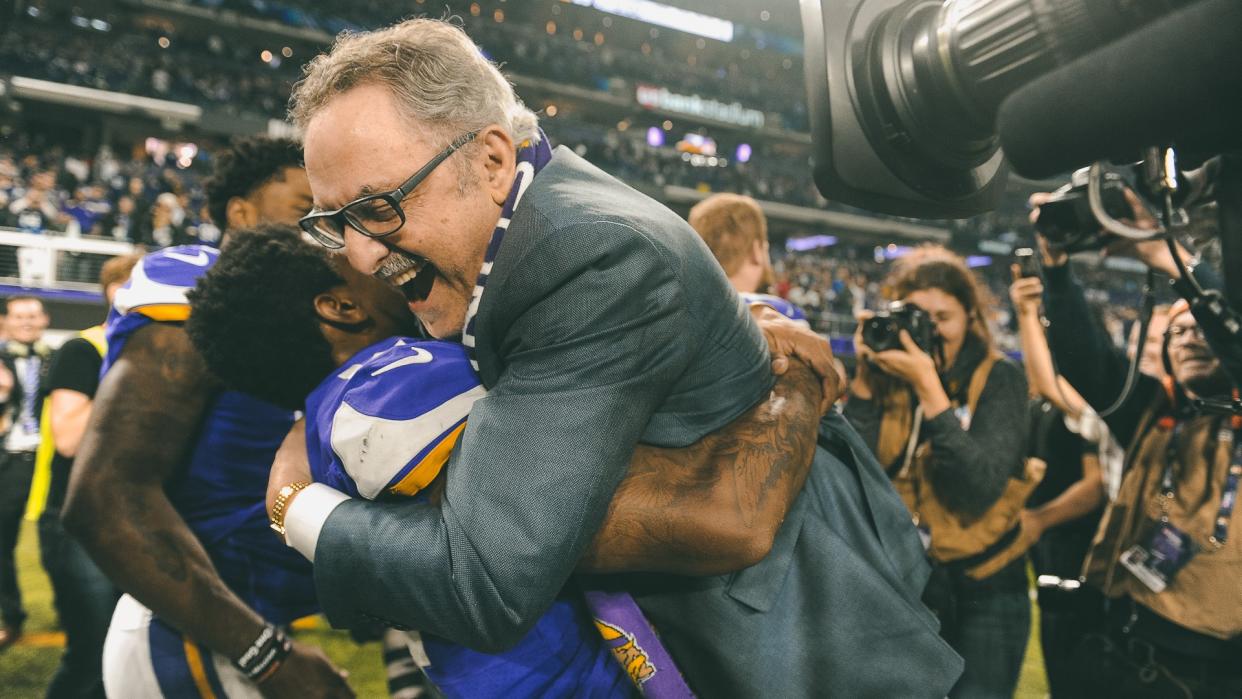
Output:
[595, 619, 656, 686]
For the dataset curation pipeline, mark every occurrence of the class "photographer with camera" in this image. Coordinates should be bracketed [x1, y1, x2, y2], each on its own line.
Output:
[843, 245, 1035, 698]
[1033, 189, 1242, 697]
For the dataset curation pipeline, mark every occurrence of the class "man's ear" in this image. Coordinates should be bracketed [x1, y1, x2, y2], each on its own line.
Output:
[313, 287, 368, 326]
[225, 196, 257, 231]
[750, 239, 768, 265]
[478, 125, 517, 207]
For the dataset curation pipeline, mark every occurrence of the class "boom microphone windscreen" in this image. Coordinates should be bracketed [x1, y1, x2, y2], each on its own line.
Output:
[997, 0, 1242, 179]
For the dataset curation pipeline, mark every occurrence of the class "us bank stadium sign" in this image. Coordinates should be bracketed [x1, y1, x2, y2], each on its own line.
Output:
[635, 84, 766, 130]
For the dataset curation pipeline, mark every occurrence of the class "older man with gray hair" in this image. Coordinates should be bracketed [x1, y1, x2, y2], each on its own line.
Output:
[272, 18, 960, 697]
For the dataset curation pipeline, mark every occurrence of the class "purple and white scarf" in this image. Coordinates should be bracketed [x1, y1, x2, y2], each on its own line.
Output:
[460, 130, 553, 371]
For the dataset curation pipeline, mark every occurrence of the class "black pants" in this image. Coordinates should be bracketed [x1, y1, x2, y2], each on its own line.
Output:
[38, 512, 117, 699]
[1030, 529, 1105, 697]
[924, 557, 1031, 699]
[1070, 600, 1242, 699]
[0, 450, 35, 629]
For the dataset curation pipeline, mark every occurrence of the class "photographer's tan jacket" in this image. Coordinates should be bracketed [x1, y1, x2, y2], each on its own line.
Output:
[878, 350, 1043, 579]
[1084, 408, 1242, 640]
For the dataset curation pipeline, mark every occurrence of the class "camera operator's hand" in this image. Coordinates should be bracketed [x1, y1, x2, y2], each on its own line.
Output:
[1009, 267, 1045, 319]
[871, 330, 951, 418]
[1028, 193, 1070, 268]
[1102, 191, 1196, 277]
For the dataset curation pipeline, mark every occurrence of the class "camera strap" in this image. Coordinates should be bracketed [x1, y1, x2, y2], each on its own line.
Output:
[1160, 422, 1241, 549]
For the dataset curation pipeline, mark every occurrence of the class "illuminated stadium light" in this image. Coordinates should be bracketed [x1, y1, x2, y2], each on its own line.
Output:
[786, 235, 838, 252]
[260, 50, 273, 63]
[545, 104, 558, 117]
[91, 19, 111, 31]
[546, 20, 557, 35]
[735, 143, 752, 163]
[494, 9, 505, 22]
[965, 255, 993, 268]
[570, 0, 734, 43]
[646, 127, 664, 148]
[676, 133, 717, 156]
[157, 36, 170, 49]
[662, 119, 673, 131]
[282, 46, 293, 58]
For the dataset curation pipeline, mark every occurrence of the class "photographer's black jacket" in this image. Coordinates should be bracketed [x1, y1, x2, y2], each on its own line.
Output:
[1042, 262, 1233, 443]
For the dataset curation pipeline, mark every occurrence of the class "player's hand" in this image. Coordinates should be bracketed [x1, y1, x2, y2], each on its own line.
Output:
[258, 640, 354, 699]
[1008, 269, 1045, 318]
[751, 303, 841, 414]
[267, 419, 312, 521]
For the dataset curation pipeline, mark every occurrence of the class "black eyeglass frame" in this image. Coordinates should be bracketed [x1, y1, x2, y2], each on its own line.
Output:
[299, 130, 478, 249]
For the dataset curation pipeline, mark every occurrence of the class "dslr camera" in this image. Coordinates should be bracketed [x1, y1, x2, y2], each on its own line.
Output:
[862, 301, 937, 354]
[1034, 168, 1134, 254]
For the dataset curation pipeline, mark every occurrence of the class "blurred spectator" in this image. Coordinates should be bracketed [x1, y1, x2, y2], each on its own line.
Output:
[139, 193, 190, 249]
[9, 185, 62, 234]
[100, 196, 138, 243]
[687, 193, 772, 293]
[0, 296, 52, 651]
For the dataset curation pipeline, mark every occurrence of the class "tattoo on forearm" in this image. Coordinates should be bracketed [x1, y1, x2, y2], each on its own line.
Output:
[585, 362, 822, 573]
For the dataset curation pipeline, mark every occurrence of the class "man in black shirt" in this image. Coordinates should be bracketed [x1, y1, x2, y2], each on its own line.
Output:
[31, 254, 139, 696]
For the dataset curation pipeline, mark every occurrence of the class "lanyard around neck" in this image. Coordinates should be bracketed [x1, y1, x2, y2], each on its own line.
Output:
[1162, 422, 1241, 549]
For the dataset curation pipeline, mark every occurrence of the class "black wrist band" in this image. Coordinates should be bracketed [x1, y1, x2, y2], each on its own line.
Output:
[233, 623, 292, 682]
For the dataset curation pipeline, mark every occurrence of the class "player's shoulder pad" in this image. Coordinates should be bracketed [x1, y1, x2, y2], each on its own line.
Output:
[741, 292, 810, 325]
[112, 245, 220, 322]
[321, 339, 486, 499]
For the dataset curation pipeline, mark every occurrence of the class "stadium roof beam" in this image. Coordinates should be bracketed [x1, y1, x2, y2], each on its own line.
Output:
[121, 0, 331, 44]
[663, 186, 951, 242]
[8, 76, 201, 125]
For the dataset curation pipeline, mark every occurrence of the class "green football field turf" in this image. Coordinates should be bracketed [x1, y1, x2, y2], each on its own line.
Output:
[0, 521, 1049, 698]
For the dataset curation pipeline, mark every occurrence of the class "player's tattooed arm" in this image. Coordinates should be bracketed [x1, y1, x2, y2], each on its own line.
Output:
[62, 323, 267, 659]
[580, 360, 823, 575]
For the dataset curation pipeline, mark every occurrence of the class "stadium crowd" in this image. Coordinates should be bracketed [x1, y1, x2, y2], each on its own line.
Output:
[0, 140, 219, 247]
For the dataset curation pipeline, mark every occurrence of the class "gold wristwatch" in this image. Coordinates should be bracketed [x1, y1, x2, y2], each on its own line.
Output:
[269, 481, 311, 537]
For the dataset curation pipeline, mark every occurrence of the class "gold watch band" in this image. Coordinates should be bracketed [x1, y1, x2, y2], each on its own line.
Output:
[269, 481, 312, 537]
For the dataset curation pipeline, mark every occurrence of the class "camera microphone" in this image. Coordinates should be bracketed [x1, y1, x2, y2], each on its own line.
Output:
[997, 0, 1242, 180]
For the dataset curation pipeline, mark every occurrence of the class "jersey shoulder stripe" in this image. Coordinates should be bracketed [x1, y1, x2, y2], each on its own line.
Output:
[306, 338, 485, 500]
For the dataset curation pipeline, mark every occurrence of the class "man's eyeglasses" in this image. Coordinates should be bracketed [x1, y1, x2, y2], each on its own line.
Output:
[1166, 324, 1207, 342]
[299, 131, 478, 249]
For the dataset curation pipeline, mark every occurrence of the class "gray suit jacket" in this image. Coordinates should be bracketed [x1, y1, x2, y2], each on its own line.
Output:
[313, 148, 961, 696]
